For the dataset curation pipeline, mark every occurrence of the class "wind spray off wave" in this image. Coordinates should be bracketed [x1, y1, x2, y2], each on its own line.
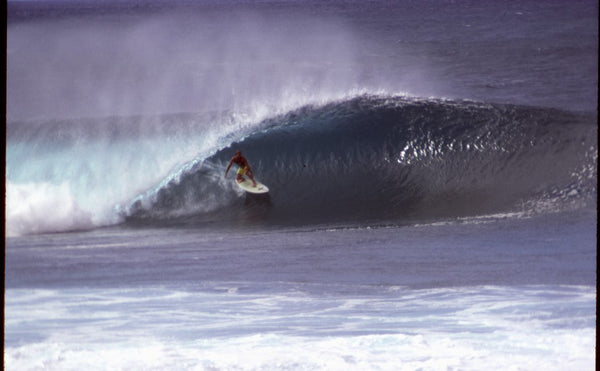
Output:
[7, 5, 399, 236]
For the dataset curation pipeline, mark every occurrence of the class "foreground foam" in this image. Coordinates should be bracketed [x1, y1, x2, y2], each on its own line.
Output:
[5, 285, 595, 370]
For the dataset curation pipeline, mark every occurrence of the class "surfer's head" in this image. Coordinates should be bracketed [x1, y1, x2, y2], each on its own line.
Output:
[235, 150, 241, 156]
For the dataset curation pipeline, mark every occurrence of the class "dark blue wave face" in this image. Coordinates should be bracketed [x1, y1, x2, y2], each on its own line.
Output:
[125, 95, 597, 227]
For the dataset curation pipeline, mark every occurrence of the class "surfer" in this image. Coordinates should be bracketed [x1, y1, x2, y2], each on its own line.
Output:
[225, 150, 257, 187]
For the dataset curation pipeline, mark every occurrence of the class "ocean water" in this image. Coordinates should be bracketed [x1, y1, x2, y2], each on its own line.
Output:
[5, 0, 597, 369]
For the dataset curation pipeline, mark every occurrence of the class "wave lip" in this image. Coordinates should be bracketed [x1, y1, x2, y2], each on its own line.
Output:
[125, 95, 597, 227]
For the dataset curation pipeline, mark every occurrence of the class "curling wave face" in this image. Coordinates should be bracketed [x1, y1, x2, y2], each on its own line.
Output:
[124, 95, 597, 226]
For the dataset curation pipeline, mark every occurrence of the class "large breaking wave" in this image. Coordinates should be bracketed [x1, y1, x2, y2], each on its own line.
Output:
[123, 95, 597, 227]
[6, 94, 597, 235]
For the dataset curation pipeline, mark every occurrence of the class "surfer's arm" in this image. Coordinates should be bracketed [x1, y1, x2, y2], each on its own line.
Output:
[224, 159, 234, 177]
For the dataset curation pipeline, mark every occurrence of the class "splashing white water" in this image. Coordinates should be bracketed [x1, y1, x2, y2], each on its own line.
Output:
[6, 182, 94, 237]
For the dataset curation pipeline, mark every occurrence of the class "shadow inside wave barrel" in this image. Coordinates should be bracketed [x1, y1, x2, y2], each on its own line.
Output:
[123, 185, 274, 229]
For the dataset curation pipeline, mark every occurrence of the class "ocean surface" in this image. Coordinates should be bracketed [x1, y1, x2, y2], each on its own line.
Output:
[5, 0, 597, 369]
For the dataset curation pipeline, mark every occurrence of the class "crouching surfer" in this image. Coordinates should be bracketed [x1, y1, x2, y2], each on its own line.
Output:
[225, 150, 257, 187]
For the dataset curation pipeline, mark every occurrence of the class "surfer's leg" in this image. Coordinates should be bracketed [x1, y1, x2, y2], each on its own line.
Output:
[247, 169, 257, 187]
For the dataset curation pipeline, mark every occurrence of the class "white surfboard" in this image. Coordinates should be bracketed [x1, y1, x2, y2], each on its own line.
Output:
[236, 178, 269, 194]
